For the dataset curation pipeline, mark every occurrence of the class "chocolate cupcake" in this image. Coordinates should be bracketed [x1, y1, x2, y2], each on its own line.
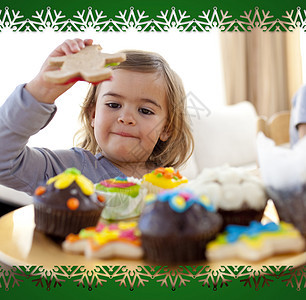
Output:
[33, 168, 105, 239]
[267, 185, 306, 239]
[187, 166, 268, 229]
[138, 189, 222, 264]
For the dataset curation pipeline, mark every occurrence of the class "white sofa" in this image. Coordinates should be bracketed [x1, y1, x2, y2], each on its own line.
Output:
[0, 185, 32, 207]
[0, 101, 259, 209]
[181, 100, 258, 178]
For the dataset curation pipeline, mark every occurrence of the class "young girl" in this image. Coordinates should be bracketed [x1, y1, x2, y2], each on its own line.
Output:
[0, 38, 194, 195]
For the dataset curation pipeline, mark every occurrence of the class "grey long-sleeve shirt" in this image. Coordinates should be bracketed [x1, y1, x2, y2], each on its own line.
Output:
[0, 84, 125, 195]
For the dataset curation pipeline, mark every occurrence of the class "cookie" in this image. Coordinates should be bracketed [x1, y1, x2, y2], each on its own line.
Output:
[62, 221, 143, 259]
[44, 44, 126, 84]
[206, 221, 305, 261]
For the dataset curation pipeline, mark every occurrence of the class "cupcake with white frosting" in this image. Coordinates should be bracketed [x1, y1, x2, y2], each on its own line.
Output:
[186, 165, 268, 229]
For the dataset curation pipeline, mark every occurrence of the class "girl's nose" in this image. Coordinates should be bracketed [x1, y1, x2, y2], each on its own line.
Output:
[118, 111, 136, 125]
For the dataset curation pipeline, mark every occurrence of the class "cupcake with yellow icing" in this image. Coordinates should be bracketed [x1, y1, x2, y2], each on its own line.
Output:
[33, 168, 105, 239]
[95, 176, 146, 221]
[142, 167, 188, 194]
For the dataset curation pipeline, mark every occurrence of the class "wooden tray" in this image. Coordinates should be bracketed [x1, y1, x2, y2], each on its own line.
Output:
[0, 205, 305, 270]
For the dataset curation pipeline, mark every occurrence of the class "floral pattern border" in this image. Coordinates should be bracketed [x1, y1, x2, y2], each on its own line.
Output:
[1, 6, 306, 33]
[0, 265, 305, 291]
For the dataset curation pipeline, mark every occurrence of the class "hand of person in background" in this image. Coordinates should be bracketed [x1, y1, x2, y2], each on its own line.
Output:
[25, 38, 93, 104]
[298, 123, 306, 140]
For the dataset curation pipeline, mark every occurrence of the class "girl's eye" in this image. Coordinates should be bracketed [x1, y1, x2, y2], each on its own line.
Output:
[139, 108, 154, 115]
[106, 103, 121, 109]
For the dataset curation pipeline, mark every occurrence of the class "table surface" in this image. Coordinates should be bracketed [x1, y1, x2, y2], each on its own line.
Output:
[0, 205, 305, 270]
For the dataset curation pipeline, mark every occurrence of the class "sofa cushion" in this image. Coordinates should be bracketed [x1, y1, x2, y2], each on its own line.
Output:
[180, 152, 199, 179]
[189, 101, 258, 170]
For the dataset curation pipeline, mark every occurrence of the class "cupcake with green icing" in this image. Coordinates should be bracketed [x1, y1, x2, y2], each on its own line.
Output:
[95, 176, 147, 220]
[33, 168, 105, 239]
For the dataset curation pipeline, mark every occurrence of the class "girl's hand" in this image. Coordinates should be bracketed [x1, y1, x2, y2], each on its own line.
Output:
[25, 38, 93, 104]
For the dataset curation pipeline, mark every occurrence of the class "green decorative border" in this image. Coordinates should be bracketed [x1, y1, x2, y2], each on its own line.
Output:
[1, 1, 306, 299]
[1, 265, 305, 291]
[1, 6, 306, 32]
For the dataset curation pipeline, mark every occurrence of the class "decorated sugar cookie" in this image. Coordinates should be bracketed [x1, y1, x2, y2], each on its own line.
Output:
[62, 221, 143, 259]
[206, 221, 305, 261]
[44, 44, 126, 84]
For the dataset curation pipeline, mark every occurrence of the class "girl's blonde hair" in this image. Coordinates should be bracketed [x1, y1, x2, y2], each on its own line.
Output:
[75, 50, 194, 169]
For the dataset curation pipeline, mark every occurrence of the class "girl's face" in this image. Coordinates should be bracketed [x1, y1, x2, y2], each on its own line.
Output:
[91, 69, 170, 164]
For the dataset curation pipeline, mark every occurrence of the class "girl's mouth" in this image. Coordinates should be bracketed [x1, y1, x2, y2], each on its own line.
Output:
[113, 132, 137, 138]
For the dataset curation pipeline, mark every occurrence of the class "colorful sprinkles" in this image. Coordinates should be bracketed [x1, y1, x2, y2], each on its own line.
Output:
[98, 177, 137, 188]
[95, 176, 140, 197]
[153, 167, 183, 180]
[66, 221, 141, 246]
[143, 167, 188, 189]
[145, 189, 215, 213]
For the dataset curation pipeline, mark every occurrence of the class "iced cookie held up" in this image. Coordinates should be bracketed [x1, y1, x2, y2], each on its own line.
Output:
[44, 44, 126, 84]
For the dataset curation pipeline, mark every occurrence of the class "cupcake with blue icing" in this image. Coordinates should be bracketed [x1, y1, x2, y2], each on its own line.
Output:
[95, 176, 146, 220]
[138, 189, 222, 264]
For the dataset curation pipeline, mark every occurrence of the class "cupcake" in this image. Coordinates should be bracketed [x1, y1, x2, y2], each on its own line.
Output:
[267, 185, 306, 239]
[187, 166, 268, 229]
[62, 221, 143, 259]
[256, 131, 306, 240]
[142, 167, 188, 194]
[206, 221, 305, 261]
[95, 176, 146, 220]
[33, 168, 105, 239]
[138, 189, 222, 264]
